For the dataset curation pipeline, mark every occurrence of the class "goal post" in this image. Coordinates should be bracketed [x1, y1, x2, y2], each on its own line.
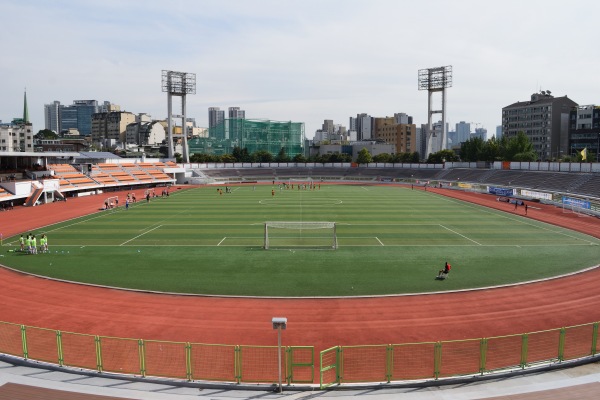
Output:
[104, 196, 118, 209]
[264, 221, 337, 250]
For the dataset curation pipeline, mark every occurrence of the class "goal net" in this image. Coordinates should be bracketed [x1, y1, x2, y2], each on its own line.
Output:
[104, 196, 118, 209]
[264, 221, 337, 250]
[562, 197, 591, 217]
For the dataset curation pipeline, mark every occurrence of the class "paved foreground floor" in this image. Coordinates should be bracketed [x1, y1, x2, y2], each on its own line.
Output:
[1, 358, 600, 400]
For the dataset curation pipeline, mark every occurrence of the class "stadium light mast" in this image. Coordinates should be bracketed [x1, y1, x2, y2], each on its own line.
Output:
[418, 66, 452, 158]
[162, 70, 196, 163]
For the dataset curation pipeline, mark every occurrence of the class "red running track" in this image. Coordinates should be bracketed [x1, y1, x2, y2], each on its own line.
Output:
[0, 185, 599, 352]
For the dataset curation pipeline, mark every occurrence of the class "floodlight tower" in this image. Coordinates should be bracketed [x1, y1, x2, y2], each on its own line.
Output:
[162, 70, 196, 162]
[418, 66, 452, 157]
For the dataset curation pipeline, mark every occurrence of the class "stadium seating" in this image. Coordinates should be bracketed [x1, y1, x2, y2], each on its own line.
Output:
[0, 187, 12, 198]
[48, 164, 97, 189]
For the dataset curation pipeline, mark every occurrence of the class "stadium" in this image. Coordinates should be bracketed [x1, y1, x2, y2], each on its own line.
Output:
[0, 157, 600, 398]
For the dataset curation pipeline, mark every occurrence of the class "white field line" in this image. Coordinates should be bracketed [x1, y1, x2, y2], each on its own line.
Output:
[439, 224, 482, 246]
[217, 237, 226, 246]
[375, 237, 384, 246]
[45, 243, 597, 248]
[120, 225, 163, 246]
[360, 186, 369, 191]
[434, 195, 599, 244]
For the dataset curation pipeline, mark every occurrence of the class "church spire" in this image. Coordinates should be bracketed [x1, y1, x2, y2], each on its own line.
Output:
[23, 89, 30, 124]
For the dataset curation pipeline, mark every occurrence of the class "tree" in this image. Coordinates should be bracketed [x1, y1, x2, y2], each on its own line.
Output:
[292, 153, 307, 163]
[35, 129, 58, 140]
[231, 146, 243, 162]
[190, 153, 220, 163]
[316, 153, 332, 163]
[220, 154, 236, 163]
[372, 153, 392, 163]
[409, 151, 420, 163]
[356, 148, 372, 164]
[275, 147, 290, 162]
[502, 131, 536, 161]
[253, 150, 274, 163]
[427, 149, 459, 163]
[480, 136, 502, 162]
[174, 152, 183, 163]
[460, 137, 485, 162]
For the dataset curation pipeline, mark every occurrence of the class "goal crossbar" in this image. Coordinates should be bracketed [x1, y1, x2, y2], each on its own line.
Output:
[264, 221, 337, 249]
[265, 221, 335, 230]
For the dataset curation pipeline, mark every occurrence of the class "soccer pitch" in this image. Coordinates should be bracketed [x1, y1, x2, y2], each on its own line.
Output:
[4, 185, 599, 297]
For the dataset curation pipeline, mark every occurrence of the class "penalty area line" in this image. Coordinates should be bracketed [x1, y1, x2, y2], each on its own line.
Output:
[439, 224, 482, 246]
[120, 225, 163, 246]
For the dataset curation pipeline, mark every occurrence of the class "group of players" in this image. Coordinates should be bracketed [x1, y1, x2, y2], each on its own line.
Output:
[19, 233, 49, 254]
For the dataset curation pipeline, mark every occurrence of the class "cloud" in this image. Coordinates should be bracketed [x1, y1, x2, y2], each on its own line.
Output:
[2, 0, 600, 140]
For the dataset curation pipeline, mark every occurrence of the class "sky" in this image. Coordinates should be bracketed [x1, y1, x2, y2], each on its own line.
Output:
[2, 0, 600, 139]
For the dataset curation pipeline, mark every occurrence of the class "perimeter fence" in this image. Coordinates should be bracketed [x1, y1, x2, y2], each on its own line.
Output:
[0, 321, 598, 389]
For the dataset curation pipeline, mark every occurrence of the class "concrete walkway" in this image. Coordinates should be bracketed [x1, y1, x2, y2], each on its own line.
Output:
[1, 358, 600, 400]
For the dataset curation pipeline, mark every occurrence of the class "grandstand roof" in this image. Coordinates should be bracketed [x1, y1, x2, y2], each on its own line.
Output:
[76, 151, 123, 160]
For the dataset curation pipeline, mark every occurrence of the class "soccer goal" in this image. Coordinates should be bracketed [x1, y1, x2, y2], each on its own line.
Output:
[264, 221, 337, 250]
[104, 196, 118, 209]
[562, 202, 591, 217]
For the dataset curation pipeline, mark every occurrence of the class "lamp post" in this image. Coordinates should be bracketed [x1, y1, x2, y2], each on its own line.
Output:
[272, 317, 287, 393]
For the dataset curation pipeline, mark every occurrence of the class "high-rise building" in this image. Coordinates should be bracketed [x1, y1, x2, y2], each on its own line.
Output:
[355, 113, 373, 140]
[455, 121, 471, 144]
[44, 101, 61, 133]
[373, 116, 416, 154]
[394, 113, 412, 125]
[55, 100, 102, 135]
[60, 104, 78, 133]
[73, 100, 99, 135]
[227, 107, 245, 140]
[472, 127, 487, 141]
[349, 117, 356, 132]
[322, 119, 334, 134]
[568, 105, 600, 161]
[208, 107, 225, 128]
[496, 126, 502, 140]
[228, 107, 245, 119]
[91, 111, 136, 143]
[502, 91, 578, 160]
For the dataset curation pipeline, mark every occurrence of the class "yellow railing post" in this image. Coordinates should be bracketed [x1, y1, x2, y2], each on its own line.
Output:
[558, 328, 566, 362]
[285, 346, 291, 385]
[520, 334, 528, 369]
[185, 342, 192, 381]
[434, 342, 442, 379]
[234, 345, 241, 384]
[338, 346, 344, 383]
[56, 330, 64, 366]
[386, 344, 393, 382]
[20, 325, 28, 359]
[479, 338, 488, 374]
[95, 336, 103, 372]
[138, 339, 146, 377]
[592, 323, 599, 355]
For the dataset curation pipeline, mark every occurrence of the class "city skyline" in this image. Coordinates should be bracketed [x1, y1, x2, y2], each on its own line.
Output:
[2, 0, 600, 140]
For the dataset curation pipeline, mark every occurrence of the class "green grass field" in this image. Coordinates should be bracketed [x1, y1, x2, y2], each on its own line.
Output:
[3, 184, 599, 296]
